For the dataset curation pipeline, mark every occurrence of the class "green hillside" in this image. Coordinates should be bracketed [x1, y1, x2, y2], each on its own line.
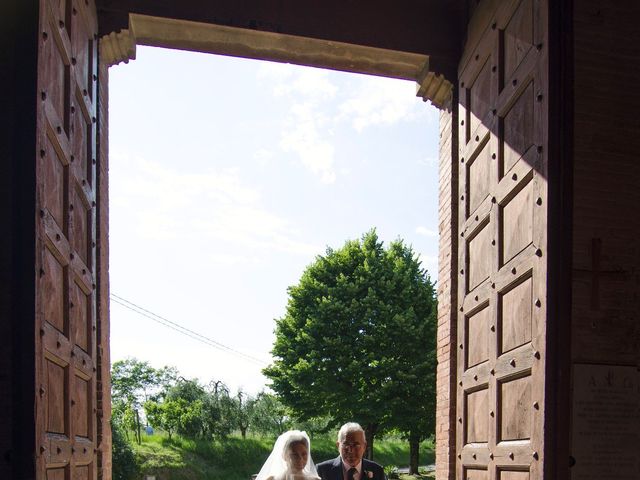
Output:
[125, 434, 434, 480]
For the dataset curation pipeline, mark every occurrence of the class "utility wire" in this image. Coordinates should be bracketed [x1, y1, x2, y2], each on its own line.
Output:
[110, 293, 269, 366]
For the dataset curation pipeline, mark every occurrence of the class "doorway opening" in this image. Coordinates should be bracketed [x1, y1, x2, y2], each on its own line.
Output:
[106, 16, 442, 479]
[109, 44, 440, 389]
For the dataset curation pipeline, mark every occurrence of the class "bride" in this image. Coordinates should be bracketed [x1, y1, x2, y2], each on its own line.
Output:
[256, 430, 320, 480]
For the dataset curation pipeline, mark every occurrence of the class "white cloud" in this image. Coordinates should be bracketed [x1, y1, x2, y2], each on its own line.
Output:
[338, 76, 426, 132]
[109, 153, 321, 255]
[416, 226, 438, 237]
[280, 103, 336, 184]
[259, 62, 338, 100]
[257, 65, 340, 183]
[254, 148, 274, 166]
[257, 61, 296, 81]
[259, 66, 436, 183]
[274, 68, 338, 100]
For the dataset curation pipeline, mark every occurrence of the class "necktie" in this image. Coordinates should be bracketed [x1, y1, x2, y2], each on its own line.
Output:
[347, 467, 357, 480]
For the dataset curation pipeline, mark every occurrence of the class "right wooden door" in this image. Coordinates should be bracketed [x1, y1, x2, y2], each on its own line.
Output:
[456, 1, 548, 479]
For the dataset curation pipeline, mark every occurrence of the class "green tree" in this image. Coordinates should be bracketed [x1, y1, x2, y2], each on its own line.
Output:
[264, 230, 437, 460]
[249, 392, 291, 436]
[111, 358, 177, 443]
[177, 399, 205, 438]
[386, 304, 436, 473]
[233, 390, 255, 439]
[293, 413, 335, 438]
[166, 378, 206, 403]
[111, 399, 138, 442]
[205, 380, 235, 439]
[164, 378, 210, 438]
[144, 399, 184, 440]
[112, 358, 177, 405]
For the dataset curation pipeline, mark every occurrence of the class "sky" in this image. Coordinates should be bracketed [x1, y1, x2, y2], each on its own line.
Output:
[108, 45, 440, 395]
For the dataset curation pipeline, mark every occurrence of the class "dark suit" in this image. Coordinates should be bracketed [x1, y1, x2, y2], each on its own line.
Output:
[316, 456, 386, 480]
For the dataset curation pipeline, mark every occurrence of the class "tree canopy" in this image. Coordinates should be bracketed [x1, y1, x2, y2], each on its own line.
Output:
[263, 230, 436, 462]
[111, 358, 177, 443]
[112, 358, 177, 404]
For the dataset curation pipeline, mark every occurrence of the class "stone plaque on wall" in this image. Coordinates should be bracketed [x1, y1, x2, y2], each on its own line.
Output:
[571, 364, 638, 479]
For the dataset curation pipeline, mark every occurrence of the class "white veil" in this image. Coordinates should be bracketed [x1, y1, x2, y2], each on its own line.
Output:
[255, 430, 320, 480]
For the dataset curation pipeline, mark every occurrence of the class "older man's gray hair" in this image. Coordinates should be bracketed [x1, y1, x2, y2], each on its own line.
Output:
[337, 422, 365, 443]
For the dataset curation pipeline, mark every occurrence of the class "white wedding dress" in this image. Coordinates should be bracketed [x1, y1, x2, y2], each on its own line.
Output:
[268, 474, 320, 480]
[256, 431, 320, 480]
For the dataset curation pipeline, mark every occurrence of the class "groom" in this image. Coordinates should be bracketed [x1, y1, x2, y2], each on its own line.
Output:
[316, 422, 386, 480]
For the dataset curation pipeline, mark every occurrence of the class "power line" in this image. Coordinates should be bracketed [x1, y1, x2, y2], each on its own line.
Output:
[110, 294, 268, 366]
[110, 293, 269, 366]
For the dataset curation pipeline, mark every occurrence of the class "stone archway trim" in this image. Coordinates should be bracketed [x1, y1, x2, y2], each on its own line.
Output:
[99, 13, 452, 108]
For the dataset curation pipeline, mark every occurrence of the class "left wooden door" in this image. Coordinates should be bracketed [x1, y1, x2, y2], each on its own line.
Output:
[36, 0, 101, 478]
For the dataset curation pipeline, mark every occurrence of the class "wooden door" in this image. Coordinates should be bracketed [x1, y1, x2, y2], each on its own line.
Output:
[456, 0, 548, 479]
[35, 0, 102, 478]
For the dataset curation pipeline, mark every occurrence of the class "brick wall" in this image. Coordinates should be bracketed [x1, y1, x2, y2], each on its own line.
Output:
[435, 97, 458, 480]
[569, 2, 640, 477]
[571, 2, 640, 366]
[96, 59, 112, 480]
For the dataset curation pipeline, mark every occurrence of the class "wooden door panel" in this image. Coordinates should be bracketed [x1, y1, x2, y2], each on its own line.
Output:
[469, 61, 493, 140]
[46, 467, 67, 480]
[499, 276, 532, 354]
[457, 1, 547, 478]
[467, 222, 492, 292]
[466, 305, 490, 368]
[500, 83, 535, 177]
[466, 468, 489, 480]
[467, 141, 493, 216]
[465, 388, 490, 443]
[43, 248, 67, 333]
[70, 279, 91, 352]
[501, 179, 534, 265]
[42, 132, 68, 228]
[76, 464, 91, 480]
[498, 471, 529, 480]
[37, 0, 100, 479]
[70, 105, 90, 185]
[41, 21, 70, 136]
[71, 8, 92, 95]
[70, 185, 91, 265]
[73, 374, 91, 438]
[502, 0, 534, 83]
[46, 359, 67, 434]
[498, 375, 532, 441]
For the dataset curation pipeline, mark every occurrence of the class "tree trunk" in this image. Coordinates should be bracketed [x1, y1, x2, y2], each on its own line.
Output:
[409, 436, 420, 474]
[240, 427, 247, 439]
[364, 424, 378, 460]
[135, 409, 142, 445]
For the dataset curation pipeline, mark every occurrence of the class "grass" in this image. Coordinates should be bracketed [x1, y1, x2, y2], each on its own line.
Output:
[129, 433, 434, 480]
[372, 437, 434, 467]
[398, 475, 435, 480]
[132, 435, 274, 480]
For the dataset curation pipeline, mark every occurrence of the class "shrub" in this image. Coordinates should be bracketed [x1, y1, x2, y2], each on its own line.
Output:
[384, 465, 399, 479]
[112, 422, 140, 480]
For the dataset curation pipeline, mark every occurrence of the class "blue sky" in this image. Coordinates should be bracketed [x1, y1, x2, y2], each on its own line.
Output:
[108, 45, 440, 394]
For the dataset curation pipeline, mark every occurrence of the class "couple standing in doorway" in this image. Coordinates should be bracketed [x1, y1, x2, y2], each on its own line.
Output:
[255, 422, 386, 480]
